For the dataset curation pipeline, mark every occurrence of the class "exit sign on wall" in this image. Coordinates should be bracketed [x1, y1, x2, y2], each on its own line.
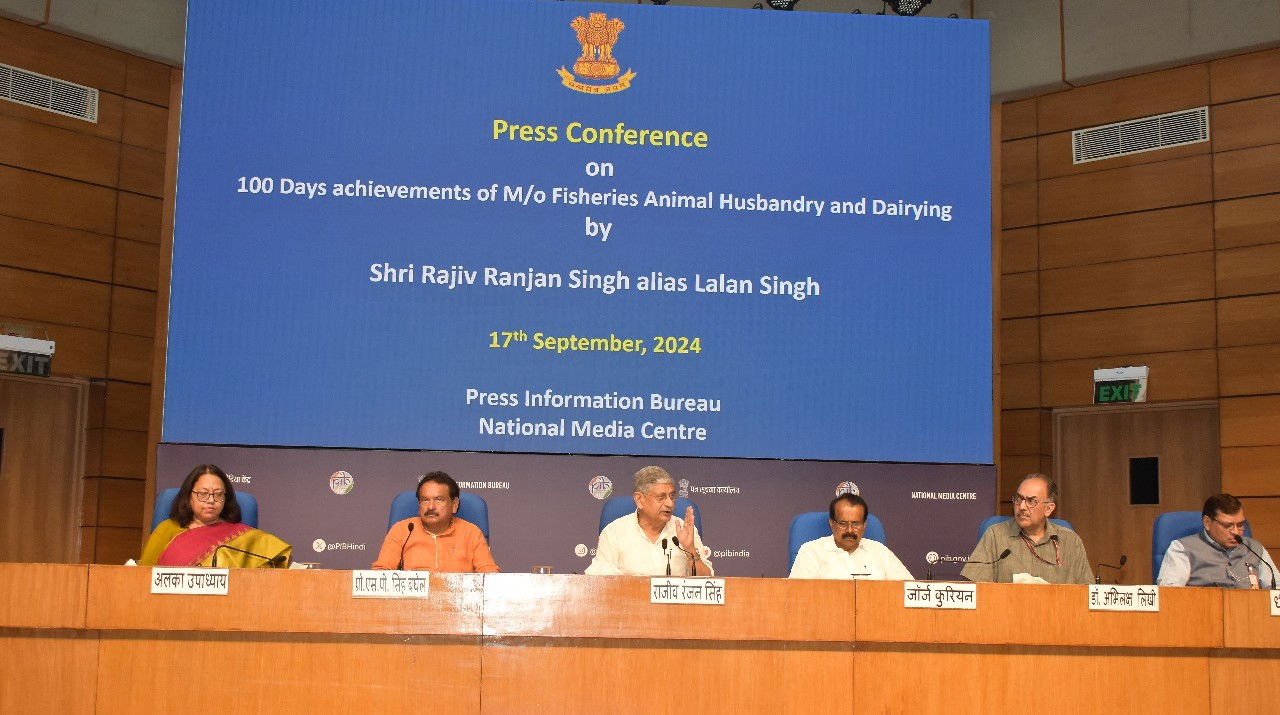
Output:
[1093, 366, 1148, 404]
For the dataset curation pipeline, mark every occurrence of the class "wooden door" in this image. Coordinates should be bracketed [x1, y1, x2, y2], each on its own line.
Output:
[1055, 402, 1219, 585]
[0, 374, 86, 562]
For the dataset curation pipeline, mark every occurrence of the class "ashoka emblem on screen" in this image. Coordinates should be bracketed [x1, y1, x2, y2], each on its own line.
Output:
[557, 13, 636, 94]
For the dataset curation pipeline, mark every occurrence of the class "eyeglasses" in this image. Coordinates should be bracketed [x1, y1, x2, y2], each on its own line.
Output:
[1011, 494, 1046, 508]
[1211, 517, 1247, 533]
[831, 520, 865, 530]
[192, 490, 226, 503]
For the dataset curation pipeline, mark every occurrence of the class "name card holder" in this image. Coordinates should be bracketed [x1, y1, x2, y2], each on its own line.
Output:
[649, 577, 726, 605]
[151, 567, 230, 595]
[1271, 590, 1280, 617]
[903, 581, 977, 609]
[351, 569, 430, 598]
[1088, 584, 1159, 612]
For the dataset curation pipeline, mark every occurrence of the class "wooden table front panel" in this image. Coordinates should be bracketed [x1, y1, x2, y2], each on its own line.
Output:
[0, 562, 88, 628]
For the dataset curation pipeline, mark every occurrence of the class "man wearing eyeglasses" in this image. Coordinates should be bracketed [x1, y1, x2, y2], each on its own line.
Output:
[788, 493, 912, 580]
[1157, 493, 1278, 588]
[961, 474, 1093, 584]
[585, 465, 713, 576]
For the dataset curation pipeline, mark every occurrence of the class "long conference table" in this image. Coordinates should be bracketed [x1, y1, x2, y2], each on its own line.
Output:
[1, 563, 1277, 713]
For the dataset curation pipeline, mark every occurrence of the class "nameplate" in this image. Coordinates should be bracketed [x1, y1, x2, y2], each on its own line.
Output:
[903, 581, 977, 609]
[150, 568, 229, 595]
[1271, 590, 1280, 616]
[351, 569, 430, 598]
[1088, 584, 1159, 612]
[649, 577, 726, 605]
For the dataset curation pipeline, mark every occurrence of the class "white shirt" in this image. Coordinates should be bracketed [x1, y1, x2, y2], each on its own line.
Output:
[788, 536, 914, 580]
[585, 511, 714, 576]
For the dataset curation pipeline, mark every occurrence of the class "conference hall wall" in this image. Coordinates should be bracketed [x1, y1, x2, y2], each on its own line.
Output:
[157, 0, 994, 575]
[996, 46, 1280, 552]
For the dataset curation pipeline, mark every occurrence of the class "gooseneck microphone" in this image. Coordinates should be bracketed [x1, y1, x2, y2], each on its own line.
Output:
[397, 522, 414, 570]
[961, 548, 1012, 582]
[211, 544, 286, 568]
[1096, 554, 1127, 584]
[671, 536, 697, 576]
[661, 538, 671, 576]
[1238, 538, 1277, 589]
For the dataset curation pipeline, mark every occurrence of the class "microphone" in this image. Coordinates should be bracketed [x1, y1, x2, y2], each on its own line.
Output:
[211, 544, 286, 568]
[397, 522, 414, 570]
[671, 536, 697, 576]
[661, 538, 671, 576]
[1095, 555, 1127, 584]
[1238, 538, 1277, 589]
[962, 548, 1011, 582]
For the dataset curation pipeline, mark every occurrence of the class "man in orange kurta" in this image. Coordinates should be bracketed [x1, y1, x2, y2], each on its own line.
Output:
[372, 471, 499, 572]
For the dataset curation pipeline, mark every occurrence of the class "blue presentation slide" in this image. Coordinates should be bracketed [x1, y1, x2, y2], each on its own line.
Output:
[164, 0, 992, 464]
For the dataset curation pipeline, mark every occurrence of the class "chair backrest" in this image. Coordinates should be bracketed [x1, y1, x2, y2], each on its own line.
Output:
[1151, 510, 1251, 582]
[976, 516, 1074, 543]
[151, 487, 258, 530]
[787, 511, 887, 571]
[388, 490, 490, 542]
[597, 495, 702, 535]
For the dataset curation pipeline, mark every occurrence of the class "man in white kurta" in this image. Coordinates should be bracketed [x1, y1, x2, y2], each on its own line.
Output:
[585, 466, 714, 577]
[789, 493, 913, 580]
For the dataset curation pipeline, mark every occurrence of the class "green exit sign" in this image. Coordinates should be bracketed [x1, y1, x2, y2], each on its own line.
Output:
[1093, 366, 1148, 404]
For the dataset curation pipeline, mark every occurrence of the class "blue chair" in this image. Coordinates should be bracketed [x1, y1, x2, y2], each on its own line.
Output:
[151, 487, 258, 530]
[598, 495, 702, 535]
[1151, 511, 1251, 582]
[388, 490, 490, 542]
[976, 516, 1073, 543]
[787, 511, 887, 572]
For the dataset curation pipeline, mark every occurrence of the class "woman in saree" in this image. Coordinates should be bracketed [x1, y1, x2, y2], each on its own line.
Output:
[139, 464, 292, 567]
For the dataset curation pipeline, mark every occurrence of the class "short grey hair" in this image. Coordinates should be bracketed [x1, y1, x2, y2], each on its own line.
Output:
[634, 465, 674, 494]
[1020, 473, 1058, 503]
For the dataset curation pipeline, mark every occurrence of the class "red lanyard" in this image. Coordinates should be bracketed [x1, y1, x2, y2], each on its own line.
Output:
[1020, 533, 1061, 566]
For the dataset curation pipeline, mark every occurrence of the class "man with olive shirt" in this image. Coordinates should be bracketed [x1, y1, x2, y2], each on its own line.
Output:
[372, 471, 499, 572]
[962, 473, 1092, 584]
[586, 465, 713, 576]
[1158, 493, 1278, 588]
[789, 493, 913, 580]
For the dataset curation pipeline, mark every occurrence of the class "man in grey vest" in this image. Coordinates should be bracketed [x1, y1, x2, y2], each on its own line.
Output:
[1158, 493, 1278, 588]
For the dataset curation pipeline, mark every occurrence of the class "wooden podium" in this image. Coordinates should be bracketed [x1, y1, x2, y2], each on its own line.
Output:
[2, 564, 1277, 713]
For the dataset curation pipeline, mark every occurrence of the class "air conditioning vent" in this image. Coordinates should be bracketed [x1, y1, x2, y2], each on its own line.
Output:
[0, 62, 99, 123]
[1071, 107, 1208, 165]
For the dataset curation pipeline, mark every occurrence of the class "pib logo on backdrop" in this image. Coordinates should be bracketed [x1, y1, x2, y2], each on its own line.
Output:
[329, 471, 355, 495]
[557, 13, 635, 94]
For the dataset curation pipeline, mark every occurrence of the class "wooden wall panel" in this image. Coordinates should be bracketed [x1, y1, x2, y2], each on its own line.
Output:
[1221, 396, 1280, 447]
[1001, 363, 1039, 409]
[121, 99, 167, 151]
[109, 286, 156, 338]
[1040, 251, 1214, 314]
[1041, 349, 1217, 408]
[106, 333, 153, 384]
[0, 266, 110, 331]
[89, 526, 142, 564]
[1000, 408, 1040, 455]
[999, 455, 1042, 503]
[0, 17, 127, 95]
[1000, 317, 1039, 364]
[1001, 137, 1037, 184]
[88, 478, 144, 528]
[1040, 301, 1215, 361]
[1218, 294, 1280, 347]
[1209, 46, 1280, 104]
[1040, 204, 1213, 269]
[1002, 180, 1037, 228]
[115, 191, 162, 244]
[0, 214, 113, 282]
[1039, 155, 1212, 224]
[1037, 64, 1209, 134]
[1215, 194, 1280, 249]
[1000, 271, 1038, 317]
[0, 113, 120, 187]
[112, 238, 158, 290]
[1214, 144, 1280, 200]
[1222, 446, 1280, 496]
[99, 429, 147, 479]
[1000, 227, 1038, 273]
[1211, 95, 1280, 153]
[0, 165, 116, 234]
[1217, 243, 1280, 297]
[125, 54, 171, 107]
[1238, 497, 1280, 547]
[1037, 129, 1209, 180]
[104, 380, 149, 432]
[1001, 98, 1037, 140]
[117, 145, 165, 197]
[1219, 344, 1280, 396]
